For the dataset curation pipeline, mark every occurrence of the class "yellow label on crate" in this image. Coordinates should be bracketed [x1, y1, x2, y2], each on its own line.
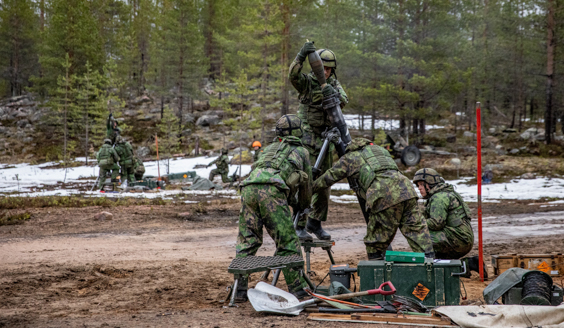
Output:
[412, 283, 430, 301]
[537, 261, 550, 273]
[183, 174, 187, 179]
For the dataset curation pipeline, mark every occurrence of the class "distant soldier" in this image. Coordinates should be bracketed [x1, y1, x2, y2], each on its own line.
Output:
[289, 41, 349, 240]
[96, 139, 120, 191]
[207, 148, 231, 183]
[234, 115, 312, 301]
[413, 168, 474, 259]
[106, 113, 122, 145]
[133, 156, 145, 181]
[115, 137, 135, 184]
[313, 138, 434, 260]
[252, 141, 262, 162]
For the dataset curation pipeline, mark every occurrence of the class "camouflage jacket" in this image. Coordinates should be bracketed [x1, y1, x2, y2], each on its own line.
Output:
[106, 116, 122, 140]
[242, 136, 312, 210]
[313, 145, 417, 213]
[424, 183, 472, 231]
[115, 141, 134, 166]
[133, 157, 144, 172]
[209, 154, 229, 172]
[289, 58, 348, 133]
[253, 149, 262, 162]
[97, 144, 120, 166]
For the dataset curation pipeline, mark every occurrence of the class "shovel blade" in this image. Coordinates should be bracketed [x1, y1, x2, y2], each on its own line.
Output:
[248, 282, 304, 316]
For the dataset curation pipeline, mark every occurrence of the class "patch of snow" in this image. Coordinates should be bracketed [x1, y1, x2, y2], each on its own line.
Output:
[344, 114, 444, 130]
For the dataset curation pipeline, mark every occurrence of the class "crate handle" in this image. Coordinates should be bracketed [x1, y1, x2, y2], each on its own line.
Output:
[451, 261, 467, 276]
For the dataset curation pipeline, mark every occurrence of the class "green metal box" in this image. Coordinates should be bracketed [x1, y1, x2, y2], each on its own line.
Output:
[358, 259, 463, 307]
[385, 251, 426, 263]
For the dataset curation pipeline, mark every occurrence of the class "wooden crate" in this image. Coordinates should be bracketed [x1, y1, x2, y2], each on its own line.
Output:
[492, 253, 564, 276]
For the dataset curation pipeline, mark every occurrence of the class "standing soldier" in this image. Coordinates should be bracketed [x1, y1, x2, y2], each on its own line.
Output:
[413, 169, 475, 259]
[133, 156, 145, 181]
[207, 148, 232, 183]
[289, 41, 349, 240]
[96, 139, 120, 191]
[234, 115, 312, 301]
[115, 137, 135, 184]
[106, 113, 122, 145]
[252, 141, 262, 162]
[313, 138, 434, 260]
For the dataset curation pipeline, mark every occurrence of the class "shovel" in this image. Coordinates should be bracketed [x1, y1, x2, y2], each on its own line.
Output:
[248, 281, 395, 316]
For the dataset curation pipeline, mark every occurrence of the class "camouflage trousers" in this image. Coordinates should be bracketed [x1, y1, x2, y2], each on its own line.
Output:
[209, 169, 231, 183]
[431, 220, 474, 259]
[298, 137, 333, 228]
[120, 164, 135, 184]
[365, 198, 433, 254]
[236, 184, 307, 293]
[98, 164, 120, 189]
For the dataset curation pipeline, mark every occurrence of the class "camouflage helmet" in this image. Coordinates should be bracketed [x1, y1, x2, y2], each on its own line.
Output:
[413, 168, 443, 186]
[275, 115, 303, 138]
[316, 49, 337, 69]
[346, 138, 372, 154]
[103, 139, 112, 145]
[116, 136, 125, 144]
[221, 148, 228, 155]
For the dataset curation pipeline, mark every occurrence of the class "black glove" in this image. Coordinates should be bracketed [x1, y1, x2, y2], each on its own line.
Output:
[322, 84, 336, 98]
[297, 41, 316, 63]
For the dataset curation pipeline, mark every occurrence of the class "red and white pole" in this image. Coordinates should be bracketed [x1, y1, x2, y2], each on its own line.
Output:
[476, 102, 484, 282]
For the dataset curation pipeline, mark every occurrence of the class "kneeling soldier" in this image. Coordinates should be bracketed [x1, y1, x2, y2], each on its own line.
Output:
[234, 114, 312, 301]
[413, 168, 474, 259]
[313, 138, 434, 260]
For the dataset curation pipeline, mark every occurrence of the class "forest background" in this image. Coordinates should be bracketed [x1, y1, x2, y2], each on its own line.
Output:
[0, 0, 562, 162]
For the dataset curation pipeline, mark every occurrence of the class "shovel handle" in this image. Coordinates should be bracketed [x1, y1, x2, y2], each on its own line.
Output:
[324, 281, 396, 300]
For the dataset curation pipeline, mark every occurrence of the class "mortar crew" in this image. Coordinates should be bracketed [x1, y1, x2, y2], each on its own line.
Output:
[312, 138, 434, 260]
[413, 168, 475, 260]
[289, 41, 349, 240]
[106, 113, 122, 145]
[114, 136, 135, 184]
[252, 140, 262, 162]
[235, 115, 312, 301]
[96, 139, 120, 191]
[207, 148, 232, 183]
[132, 156, 145, 181]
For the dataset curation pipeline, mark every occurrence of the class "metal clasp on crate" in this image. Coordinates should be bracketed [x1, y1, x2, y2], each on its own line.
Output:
[425, 262, 433, 282]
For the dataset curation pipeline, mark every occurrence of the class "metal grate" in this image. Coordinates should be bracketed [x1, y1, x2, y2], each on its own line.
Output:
[228, 255, 304, 274]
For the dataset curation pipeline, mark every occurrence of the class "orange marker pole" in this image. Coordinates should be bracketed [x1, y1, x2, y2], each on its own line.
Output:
[156, 134, 161, 189]
[476, 102, 484, 282]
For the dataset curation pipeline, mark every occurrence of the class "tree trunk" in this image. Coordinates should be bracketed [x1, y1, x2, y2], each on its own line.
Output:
[280, 0, 290, 116]
[546, 0, 555, 144]
[204, 0, 219, 79]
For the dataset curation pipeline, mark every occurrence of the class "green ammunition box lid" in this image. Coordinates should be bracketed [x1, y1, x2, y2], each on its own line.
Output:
[385, 251, 425, 263]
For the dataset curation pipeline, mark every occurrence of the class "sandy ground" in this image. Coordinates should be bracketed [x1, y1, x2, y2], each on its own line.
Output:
[1, 199, 564, 327]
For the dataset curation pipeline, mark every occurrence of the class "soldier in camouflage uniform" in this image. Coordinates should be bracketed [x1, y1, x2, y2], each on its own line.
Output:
[207, 149, 232, 183]
[106, 114, 122, 145]
[133, 156, 145, 181]
[115, 137, 135, 184]
[96, 139, 120, 190]
[235, 115, 312, 301]
[313, 138, 434, 260]
[413, 168, 474, 259]
[289, 41, 349, 240]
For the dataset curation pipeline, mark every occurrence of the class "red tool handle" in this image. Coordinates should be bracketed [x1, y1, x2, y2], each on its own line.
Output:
[367, 281, 396, 296]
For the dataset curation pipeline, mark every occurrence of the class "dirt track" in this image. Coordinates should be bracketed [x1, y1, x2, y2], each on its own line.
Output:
[1, 199, 564, 327]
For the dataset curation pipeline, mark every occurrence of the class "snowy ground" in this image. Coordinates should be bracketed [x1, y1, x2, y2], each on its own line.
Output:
[2, 157, 564, 203]
[343, 114, 444, 130]
[0, 156, 251, 199]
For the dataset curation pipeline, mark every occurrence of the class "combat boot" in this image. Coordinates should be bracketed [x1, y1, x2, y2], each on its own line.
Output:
[234, 276, 248, 302]
[295, 227, 313, 242]
[306, 219, 331, 240]
[288, 280, 309, 300]
[367, 250, 385, 261]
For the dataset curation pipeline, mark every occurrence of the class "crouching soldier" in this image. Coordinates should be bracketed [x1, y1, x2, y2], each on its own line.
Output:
[133, 156, 145, 181]
[313, 138, 434, 260]
[96, 139, 120, 191]
[207, 148, 232, 183]
[234, 115, 312, 301]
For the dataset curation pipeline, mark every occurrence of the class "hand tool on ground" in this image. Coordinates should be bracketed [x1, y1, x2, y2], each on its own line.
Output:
[248, 281, 395, 315]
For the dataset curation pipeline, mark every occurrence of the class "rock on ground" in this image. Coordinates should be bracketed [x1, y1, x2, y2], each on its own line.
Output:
[93, 211, 114, 221]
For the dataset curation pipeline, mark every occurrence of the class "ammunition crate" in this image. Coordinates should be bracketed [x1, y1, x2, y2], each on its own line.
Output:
[358, 259, 463, 307]
[492, 254, 564, 276]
